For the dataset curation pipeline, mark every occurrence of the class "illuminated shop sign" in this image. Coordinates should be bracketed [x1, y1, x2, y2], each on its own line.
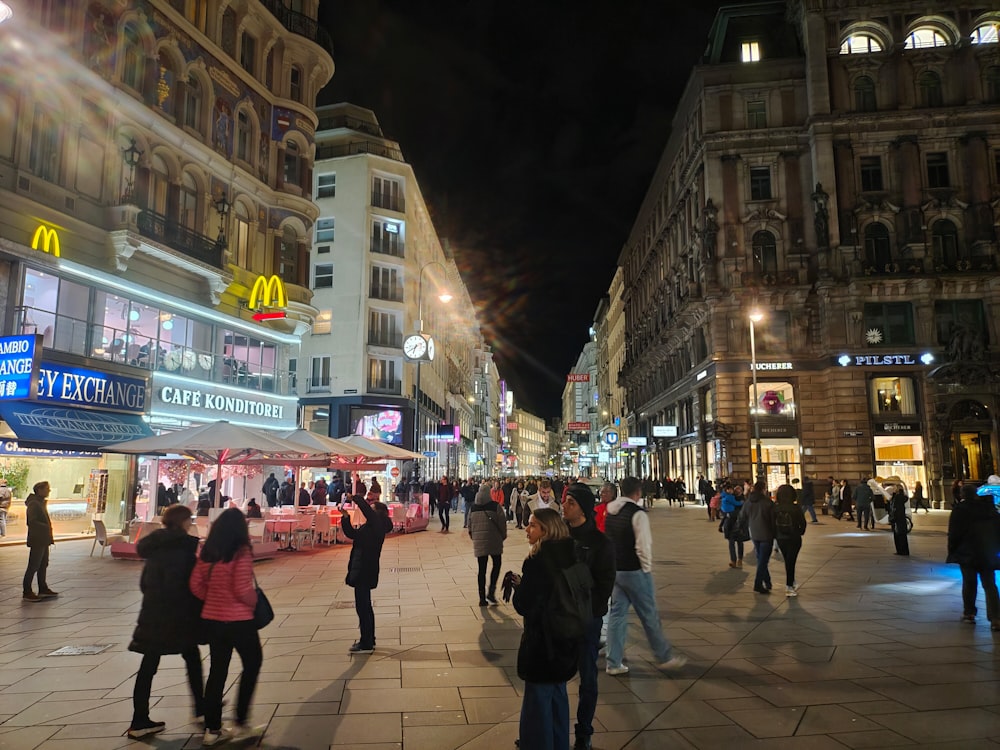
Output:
[567, 373, 590, 382]
[875, 421, 920, 434]
[31, 224, 61, 256]
[0, 334, 41, 400]
[625, 436, 648, 447]
[752, 362, 793, 371]
[248, 274, 287, 322]
[652, 425, 678, 437]
[428, 424, 460, 442]
[838, 353, 935, 367]
[36, 362, 147, 414]
[604, 431, 619, 445]
[567, 421, 590, 431]
[150, 373, 297, 429]
[0, 441, 100, 458]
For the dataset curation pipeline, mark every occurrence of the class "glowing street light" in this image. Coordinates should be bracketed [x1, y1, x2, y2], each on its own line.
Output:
[0, 3, 12, 24]
[749, 310, 764, 481]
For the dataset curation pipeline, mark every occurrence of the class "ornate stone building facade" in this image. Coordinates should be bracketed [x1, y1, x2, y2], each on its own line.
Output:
[617, 1, 1000, 502]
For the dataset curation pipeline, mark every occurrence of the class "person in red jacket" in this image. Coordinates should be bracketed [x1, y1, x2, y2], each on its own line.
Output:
[190, 509, 263, 746]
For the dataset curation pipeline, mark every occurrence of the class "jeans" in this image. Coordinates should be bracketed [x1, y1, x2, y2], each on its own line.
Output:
[354, 585, 375, 646]
[727, 538, 744, 562]
[477, 554, 501, 601]
[204, 620, 262, 731]
[0, 508, 6, 536]
[802, 504, 817, 522]
[463, 502, 472, 528]
[575, 616, 602, 739]
[776, 537, 801, 587]
[132, 647, 204, 724]
[960, 565, 999, 622]
[607, 569, 674, 667]
[857, 506, 873, 529]
[23, 545, 49, 593]
[439, 503, 450, 530]
[519, 680, 569, 750]
[752, 540, 773, 591]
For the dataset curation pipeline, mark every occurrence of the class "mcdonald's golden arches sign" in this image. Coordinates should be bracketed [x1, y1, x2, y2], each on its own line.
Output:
[248, 274, 287, 321]
[31, 224, 61, 257]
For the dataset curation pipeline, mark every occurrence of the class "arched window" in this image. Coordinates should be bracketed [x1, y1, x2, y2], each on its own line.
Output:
[751, 231, 777, 275]
[235, 109, 252, 163]
[278, 226, 299, 284]
[183, 73, 201, 131]
[904, 27, 948, 49]
[854, 76, 877, 112]
[931, 219, 962, 268]
[147, 154, 169, 214]
[234, 202, 251, 268]
[179, 172, 198, 231]
[984, 66, 1000, 103]
[122, 25, 145, 92]
[918, 71, 943, 107]
[864, 223, 892, 269]
[290, 65, 302, 102]
[283, 140, 301, 187]
[840, 34, 883, 54]
[971, 23, 999, 44]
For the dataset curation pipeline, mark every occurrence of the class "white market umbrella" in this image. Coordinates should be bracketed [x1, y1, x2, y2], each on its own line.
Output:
[336, 433, 425, 460]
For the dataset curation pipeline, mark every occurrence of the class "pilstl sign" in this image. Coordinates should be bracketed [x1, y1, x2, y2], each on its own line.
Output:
[31, 224, 61, 257]
[248, 274, 287, 322]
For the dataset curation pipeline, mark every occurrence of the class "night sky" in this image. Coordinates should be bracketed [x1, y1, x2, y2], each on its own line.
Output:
[318, 1, 730, 419]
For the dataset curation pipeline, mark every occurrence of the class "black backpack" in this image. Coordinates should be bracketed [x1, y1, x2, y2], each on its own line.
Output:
[543, 545, 594, 641]
[775, 508, 796, 539]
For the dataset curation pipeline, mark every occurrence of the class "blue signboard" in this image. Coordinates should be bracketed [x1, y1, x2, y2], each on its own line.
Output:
[0, 440, 101, 458]
[35, 362, 148, 414]
[422, 450, 438, 458]
[0, 334, 41, 400]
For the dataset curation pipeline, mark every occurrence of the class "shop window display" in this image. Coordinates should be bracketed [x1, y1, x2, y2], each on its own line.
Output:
[869, 376, 917, 415]
[748, 380, 796, 419]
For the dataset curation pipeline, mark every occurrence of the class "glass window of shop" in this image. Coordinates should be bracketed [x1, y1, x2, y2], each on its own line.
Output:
[869, 376, 917, 415]
[758, 439, 801, 492]
[21, 268, 91, 355]
[220, 330, 278, 390]
[749, 380, 796, 418]
[303, 405, 329, 436]
[874, 435, 926, 490]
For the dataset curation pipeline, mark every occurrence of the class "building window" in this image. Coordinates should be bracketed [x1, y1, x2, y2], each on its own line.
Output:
[371, 220, 403, 257]
[370, 266, 402, 302]
[179, 172, 198, 231]
[221, 8, 237, 56]
[185, 0, 208, 31]
[313, 263, 333, 289]
[863, 223, 892, 269]
[315, 217, 334, 243]
[926, 152, 949, 188]
[984, 66, 1000, 103]
[240, 33, 256, 74]
[234, 203, 251, 268]
[860, 156, 883, 191]
[28, 107, 60, 182]
[313, 310, 331, 335]
[917, 71, 943, 107]
[290, 66, 302, 101]
[869, 377, 917, 415]
[279, 226, 298, 284]
[183, 74, 201, 130]
[288, 357, 297, 389]
[283, 141, 300, 186]
[122, 25, 144, 92]
[863, 302, 915, 346]
[368, 357, 399, 393]
[749, 381, 795, 419]
[368, 310, 401, 347]
[316, 173, 335, 198]
[854, 76, 877, 112]
[756, 311, 790, 355]
[749, 166, 772, 200]
[235, 110, 251, 162]
[372, 174, 403, 211]
[741, 41, 761, 62]
[935, 299, 987, 348]
[972, 23, 999, 45]
[904, 28, 948, 49]
[751, 231, 777, 274]
[746, 100, 766, 128]
[931, 219, 962, 268]
[840, 33, 883, 54]
[310, 356, 330, 389]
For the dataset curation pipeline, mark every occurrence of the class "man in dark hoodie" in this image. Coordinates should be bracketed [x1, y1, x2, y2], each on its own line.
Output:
[23, 481, 57, 602]
[562, 483, 615, 750]
[948, 480, 1000, 630]
[340, 495, 394, 654]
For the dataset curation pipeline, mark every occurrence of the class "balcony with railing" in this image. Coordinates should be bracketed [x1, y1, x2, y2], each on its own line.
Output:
[368, 379, 402, 396]
[369, 285, 404, 303]
[371, 191, 405, 213]
[16, 307, 295, 395]
[367, 332, 403, 348]
[259, 0, 335, 56]
[136, 210, 223, 268]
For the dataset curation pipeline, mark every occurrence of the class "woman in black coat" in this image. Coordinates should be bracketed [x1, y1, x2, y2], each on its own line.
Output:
[512, 507, 580, 750]
[127, 504, 204, 739]
[947, 484, 1000, 630]
[888, 484, 910, 556]
[340, 496, 393, 654]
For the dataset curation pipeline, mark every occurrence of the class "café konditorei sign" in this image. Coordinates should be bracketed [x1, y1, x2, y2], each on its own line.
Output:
[0, 335, 42, 400]
[151, 373, 298, 429]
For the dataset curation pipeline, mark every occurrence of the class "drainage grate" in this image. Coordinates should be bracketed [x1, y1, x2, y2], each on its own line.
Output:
[388, 567, 421, 573]
[47, 645, 113, 657]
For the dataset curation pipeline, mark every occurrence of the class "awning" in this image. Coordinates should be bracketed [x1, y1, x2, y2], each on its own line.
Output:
[0, 402, 155, 451]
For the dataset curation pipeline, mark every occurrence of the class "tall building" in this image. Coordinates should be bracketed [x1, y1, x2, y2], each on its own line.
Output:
[507, 405, 546, 476]
[616, 1, 1000, 502]
[0, 1, 333, 535]
[303, 103, 488, 480]
[562, 340, 599, 476]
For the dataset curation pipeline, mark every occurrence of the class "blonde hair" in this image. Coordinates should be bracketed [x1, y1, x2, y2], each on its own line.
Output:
[528, 507, 569, 557]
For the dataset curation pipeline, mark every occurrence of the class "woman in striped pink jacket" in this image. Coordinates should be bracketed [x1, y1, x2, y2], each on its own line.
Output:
[190, 508, 263, 746]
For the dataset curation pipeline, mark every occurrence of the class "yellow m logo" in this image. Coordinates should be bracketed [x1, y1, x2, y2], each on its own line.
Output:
[248, 274, 287, 309]
[31, 225, 61, 257]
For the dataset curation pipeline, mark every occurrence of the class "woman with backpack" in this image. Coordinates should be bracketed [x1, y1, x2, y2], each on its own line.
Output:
[512, 507, 581, 750]
[741, 480, 777, 594]
[773, 484, 807, 596]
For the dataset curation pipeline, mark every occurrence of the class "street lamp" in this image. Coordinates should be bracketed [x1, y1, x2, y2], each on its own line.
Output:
[120, 138, 143, 204]
[0, 3, 13, 24]
[749, 309, 764, 482]
[214, 190, 231, 250]
[407, 260, 451, 477]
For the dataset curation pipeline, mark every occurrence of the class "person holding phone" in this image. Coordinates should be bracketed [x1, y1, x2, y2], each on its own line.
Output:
[340, 495, 393, 653]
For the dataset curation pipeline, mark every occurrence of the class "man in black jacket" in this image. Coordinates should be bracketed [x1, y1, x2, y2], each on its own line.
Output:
[562, 483, 615, 750]
[23, 481, 57, 601]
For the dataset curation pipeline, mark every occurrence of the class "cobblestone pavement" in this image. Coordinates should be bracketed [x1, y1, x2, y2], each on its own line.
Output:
[0, 504, 997, 749]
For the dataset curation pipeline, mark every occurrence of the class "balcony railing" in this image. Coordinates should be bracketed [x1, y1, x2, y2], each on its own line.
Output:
[136, 210, 223, 268]
[368, 332, 403, 348]
[369, 287, 404, 303]
[15, 307, 295, 395]
[371, 239, 404, 257]
[316, 140, 404, 162]
[259, 0, 335, 56]
[368, 380, 402, 396]
[371, 191, 405, 213]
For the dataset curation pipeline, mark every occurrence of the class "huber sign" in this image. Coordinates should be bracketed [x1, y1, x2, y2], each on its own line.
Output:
[567, 373, 590, 382]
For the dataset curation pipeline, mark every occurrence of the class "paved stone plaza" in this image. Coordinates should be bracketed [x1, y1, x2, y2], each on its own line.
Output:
[0, 503, 998, 749]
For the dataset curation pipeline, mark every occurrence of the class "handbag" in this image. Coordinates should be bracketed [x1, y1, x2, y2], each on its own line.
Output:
[252, 573, 274, 629]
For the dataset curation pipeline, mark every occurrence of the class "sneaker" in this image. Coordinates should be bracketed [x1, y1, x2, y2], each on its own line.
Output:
[961, 614, 976, 624]
[38, 589, 59, 598]
[478, 599, 489, 607]
[127, 719, 166, 739]
[202, 728, 232, 746]
[22, 592, 42, 602]
[786, 585, 798, 597]
[348, 641, 374, 654]
[231, 723, 265, 741]
[605, 664, 629, 675]
[486, 595, 498, 605]
[658, 655, 687, 670]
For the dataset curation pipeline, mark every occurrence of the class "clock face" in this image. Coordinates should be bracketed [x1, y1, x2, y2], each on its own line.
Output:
[426, 337, 436, 361]
[403, 334, 427, 359]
